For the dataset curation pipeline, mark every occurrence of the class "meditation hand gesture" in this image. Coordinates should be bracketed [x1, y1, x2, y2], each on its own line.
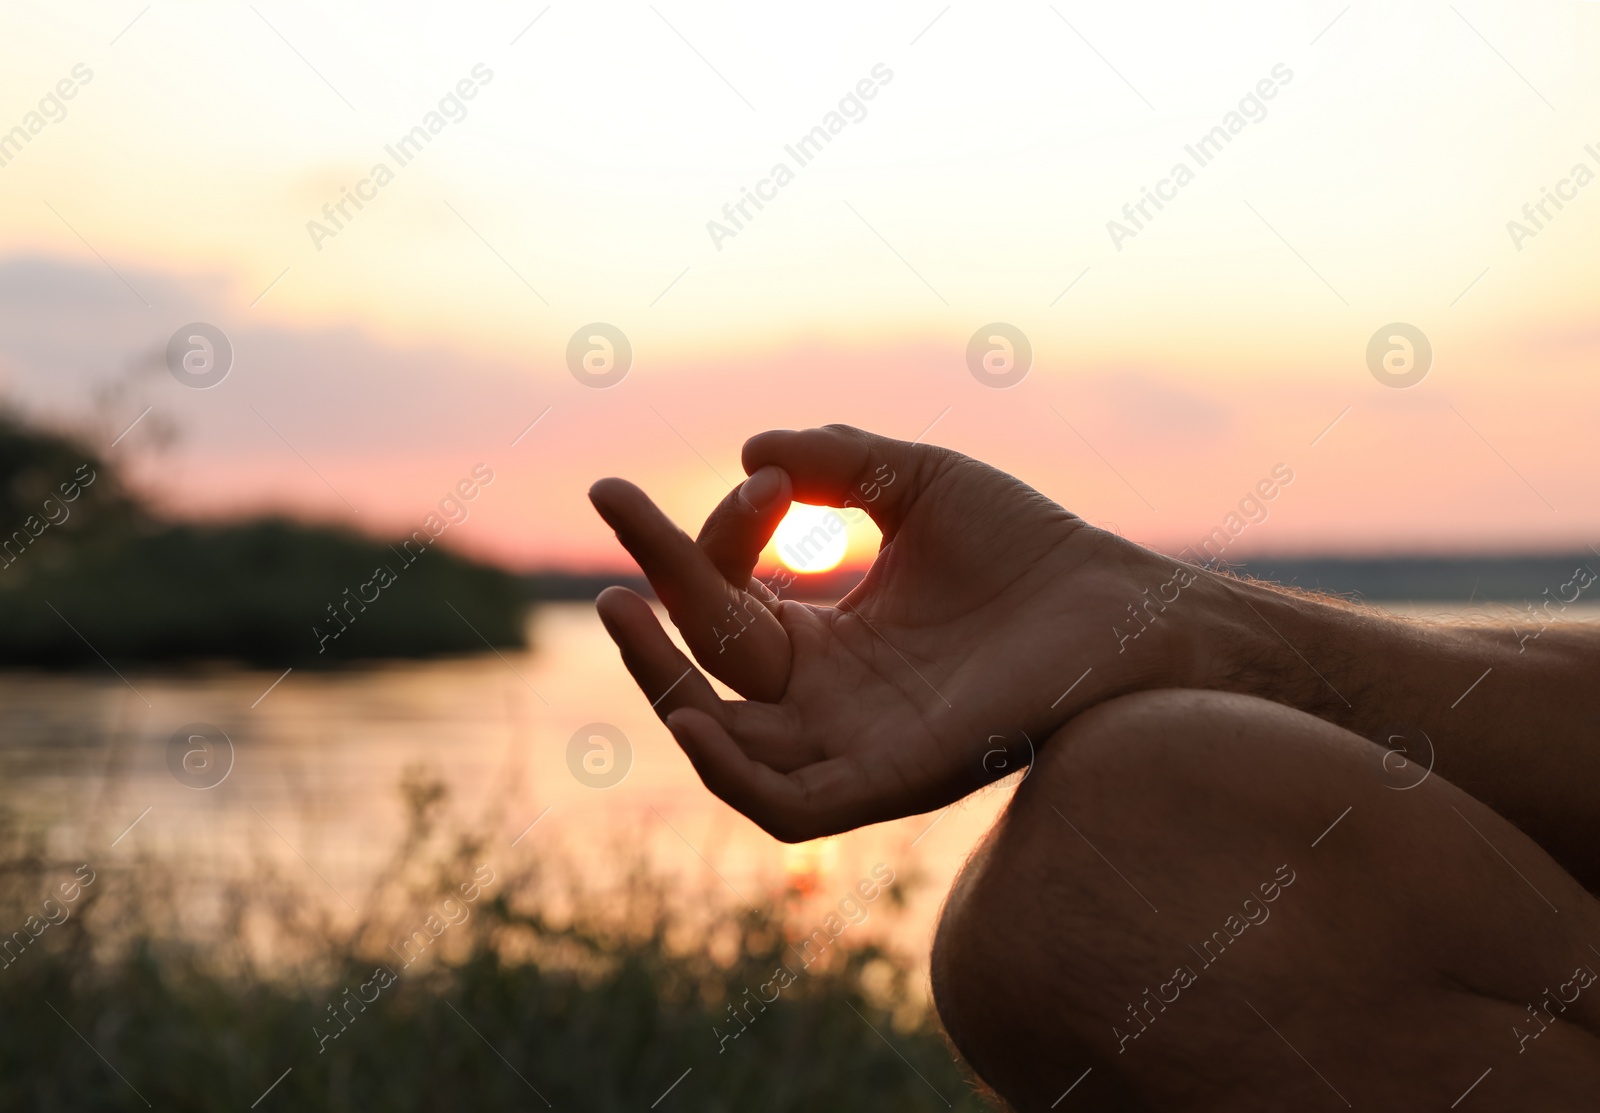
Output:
[590, 425, 1198, 841]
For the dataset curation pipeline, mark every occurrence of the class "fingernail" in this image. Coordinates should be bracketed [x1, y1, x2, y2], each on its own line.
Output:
[739, 465, 784, 511]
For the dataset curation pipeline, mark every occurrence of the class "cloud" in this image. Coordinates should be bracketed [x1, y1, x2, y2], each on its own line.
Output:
[1073, 369, 1234, 445]
[3, 253, 1596, 567]
[0, 253, 543, 453]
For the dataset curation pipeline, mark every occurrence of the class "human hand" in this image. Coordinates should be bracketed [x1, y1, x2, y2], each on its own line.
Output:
[589, 425, 1200, 841]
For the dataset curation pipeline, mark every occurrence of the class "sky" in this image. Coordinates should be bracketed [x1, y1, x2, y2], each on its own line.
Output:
[2, 1, 1598, 571]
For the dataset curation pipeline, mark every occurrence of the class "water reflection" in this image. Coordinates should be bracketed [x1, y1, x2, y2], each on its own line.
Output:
[0, 603, 1014, 977]
[9, 599, 1586, 978]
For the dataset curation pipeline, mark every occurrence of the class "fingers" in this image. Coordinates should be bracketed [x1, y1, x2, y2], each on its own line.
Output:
[665, 708, 881, 842]
[592, 605, 823, 832]
[595, 586, 728, 721]
[589, 479, 725, 618]
[740, 424, 953, 539]
[695, 464, 792, 587]
[589, 480, 791, 701]
[597, 586, 814, 772]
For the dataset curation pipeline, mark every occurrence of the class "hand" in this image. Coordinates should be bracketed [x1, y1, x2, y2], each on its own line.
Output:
[589, 425, 1199, 841]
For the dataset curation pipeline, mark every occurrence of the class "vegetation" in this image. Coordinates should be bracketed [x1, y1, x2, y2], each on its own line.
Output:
[0, 413, 526, 667]
[0, 772, 992, 1111]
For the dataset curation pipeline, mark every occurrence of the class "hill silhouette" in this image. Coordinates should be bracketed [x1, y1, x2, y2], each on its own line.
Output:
[0, 413, 525, 667]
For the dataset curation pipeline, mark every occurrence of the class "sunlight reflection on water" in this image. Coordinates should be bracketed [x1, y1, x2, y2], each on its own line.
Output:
[5, 599, 1593, 976]
[0, 603, 1014, 977]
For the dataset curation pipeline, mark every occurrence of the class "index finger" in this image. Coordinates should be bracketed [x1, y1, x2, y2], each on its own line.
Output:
[588, 477, 791, 702]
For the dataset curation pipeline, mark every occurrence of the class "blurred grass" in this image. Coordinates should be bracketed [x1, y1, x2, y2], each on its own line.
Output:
[0, 771, 994, 1112]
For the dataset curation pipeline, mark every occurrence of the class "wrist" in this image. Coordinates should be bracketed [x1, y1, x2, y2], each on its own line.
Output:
[1176, 568, 1363, 717]
[1178, 567, 1504, 728]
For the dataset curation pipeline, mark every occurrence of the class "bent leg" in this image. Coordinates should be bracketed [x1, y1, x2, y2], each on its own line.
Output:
[932, 690, 1600, 1112]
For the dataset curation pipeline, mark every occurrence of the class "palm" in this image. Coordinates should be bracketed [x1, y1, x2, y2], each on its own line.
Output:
[592, 425, 1183, 840]
[786, 454, 1175, 817]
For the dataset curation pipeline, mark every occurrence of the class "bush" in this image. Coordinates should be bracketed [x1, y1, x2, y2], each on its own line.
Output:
[0, 774, 993, 1111]
[0, 413, 527, 667]
[0, 519, 526, 667]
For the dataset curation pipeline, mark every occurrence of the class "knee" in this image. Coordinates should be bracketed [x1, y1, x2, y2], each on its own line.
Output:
[936, 686, 1350, 943]
[931, 690, 1374, 1109]
[933, 691, 1600, 1110]
[1002, 688, 1382, 868]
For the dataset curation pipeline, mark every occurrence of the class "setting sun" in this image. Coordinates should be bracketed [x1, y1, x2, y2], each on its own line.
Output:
[771, 503, 852, 573]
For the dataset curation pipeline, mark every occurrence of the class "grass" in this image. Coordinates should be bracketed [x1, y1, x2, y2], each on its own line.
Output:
[0, 770, 994, 1112]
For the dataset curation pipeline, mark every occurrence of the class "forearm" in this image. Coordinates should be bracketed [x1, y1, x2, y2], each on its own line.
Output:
[1186, 571, 1600, 884]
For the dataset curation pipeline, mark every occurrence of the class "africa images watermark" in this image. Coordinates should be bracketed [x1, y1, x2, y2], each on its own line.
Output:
[306, 64, 494, 250]
[1515, 564, 1596, 654]
[1111, 463, 1295, 653]
[1, 865, 97, 973]
[1505, 141, 1600, 251]
[1515, 957, 1598, 1055]
[714, 458, 898, 654]
[1112, 863, 1297, 1055]
[312, 463, 496, 653]
[0, 63, 93, 170]
[711, 863, 898, 1054]
[1106, 63, 1293, 250]
[309, 863, 497, 1054]
[780, 463, 896, 569]
[706, 63, 894, 251]
[567, 723, 633, 789]
[1179, 463, 1296, 569]
[0, 463, 96, 573]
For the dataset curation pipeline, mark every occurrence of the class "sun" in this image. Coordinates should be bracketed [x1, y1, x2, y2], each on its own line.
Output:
[771, 503, 850, 574]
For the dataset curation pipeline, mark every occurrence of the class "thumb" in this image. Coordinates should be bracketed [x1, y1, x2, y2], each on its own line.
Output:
[695, 464, 793, 587]
[740, 424, 951, 540]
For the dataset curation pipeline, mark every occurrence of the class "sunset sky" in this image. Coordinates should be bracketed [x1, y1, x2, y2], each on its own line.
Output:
[3, 1, 1598, 570]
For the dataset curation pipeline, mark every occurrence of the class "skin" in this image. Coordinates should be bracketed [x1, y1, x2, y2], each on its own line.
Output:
[590, 424, 1600, 1108]
[589, 424, 1193, 841]
[934, 691, 1600, 1110]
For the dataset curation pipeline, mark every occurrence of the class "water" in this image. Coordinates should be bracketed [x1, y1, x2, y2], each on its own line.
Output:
[0, 603, 1012, 975]
[6, 598, 1594, 976]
